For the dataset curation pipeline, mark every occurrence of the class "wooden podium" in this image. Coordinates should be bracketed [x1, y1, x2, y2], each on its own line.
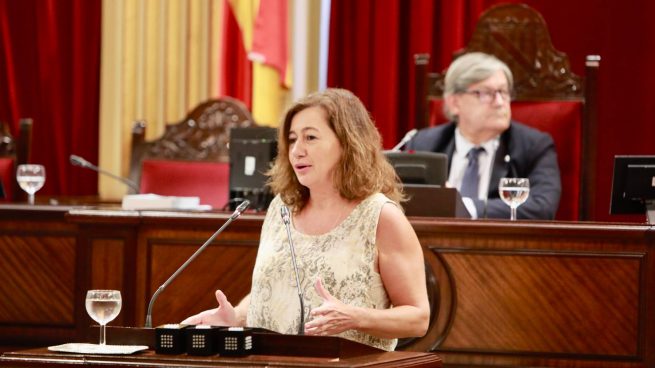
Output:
[0, 327, 442, 367]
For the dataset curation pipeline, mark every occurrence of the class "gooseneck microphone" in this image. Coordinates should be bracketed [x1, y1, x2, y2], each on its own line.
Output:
[69, 154, 140, 192]
[144, 200, 250, 327]
[280, 205, 305, 335]
[390, 129, 418, 152]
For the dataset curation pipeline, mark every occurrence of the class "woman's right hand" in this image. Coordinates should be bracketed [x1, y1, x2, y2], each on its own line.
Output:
[181, 290, 238, 326]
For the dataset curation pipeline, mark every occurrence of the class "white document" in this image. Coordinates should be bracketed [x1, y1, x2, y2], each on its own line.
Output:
[121, 194, 204, 210]
[48, 343, 148, 355]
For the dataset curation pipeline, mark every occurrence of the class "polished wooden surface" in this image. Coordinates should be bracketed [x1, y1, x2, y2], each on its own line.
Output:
[0, 204, 653, 367]
[0, 348, 441, 368]
[0, 326, 442, 368]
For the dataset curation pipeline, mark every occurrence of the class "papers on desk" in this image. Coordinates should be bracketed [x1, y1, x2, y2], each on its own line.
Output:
[121, 194, 211, 211]
[48, 343, 148, 355]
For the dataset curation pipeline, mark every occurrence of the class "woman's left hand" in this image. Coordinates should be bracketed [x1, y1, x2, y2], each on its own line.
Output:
[304, 278, 358, 336]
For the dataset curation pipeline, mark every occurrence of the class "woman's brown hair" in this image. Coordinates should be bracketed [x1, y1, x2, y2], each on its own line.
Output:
[267, 88, 404, 211]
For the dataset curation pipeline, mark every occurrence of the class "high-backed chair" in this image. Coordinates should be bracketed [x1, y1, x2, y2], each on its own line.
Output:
[414, 3, 599, 221]
[129, 97, 256, 210]
[0, 118, 33, 202]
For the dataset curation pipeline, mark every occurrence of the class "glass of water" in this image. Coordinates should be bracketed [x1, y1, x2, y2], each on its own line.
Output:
[85, 290, 122, 345]
[16, 164, 46, 205]
[498, 178, 530, 220]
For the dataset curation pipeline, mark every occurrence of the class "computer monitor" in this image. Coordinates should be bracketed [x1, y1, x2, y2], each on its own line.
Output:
[384, 151, 469, 218]
[384, 151, 448, 186]
[229, 127, 278, 211]
[610, 155, 655, 223]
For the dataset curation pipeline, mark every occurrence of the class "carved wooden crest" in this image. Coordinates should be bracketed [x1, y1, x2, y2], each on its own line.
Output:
[428, 3, 583, 101]
[129, 97, 257, 185]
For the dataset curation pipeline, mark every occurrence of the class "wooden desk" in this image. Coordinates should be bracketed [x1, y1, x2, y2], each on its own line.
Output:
[0, 204, 653, 367]
[0, 348, 440, 367]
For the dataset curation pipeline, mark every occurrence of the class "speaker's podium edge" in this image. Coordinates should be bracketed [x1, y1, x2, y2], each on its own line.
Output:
[97, 326, 383, 359]
[403, 185, 471, 218]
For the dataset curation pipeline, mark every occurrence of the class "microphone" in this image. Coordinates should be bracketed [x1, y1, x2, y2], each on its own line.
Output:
[144, 200, 250, 327]
[70, 154, 140, 193]
[390, 129, 418, 151]
[280, 205, 305, 335]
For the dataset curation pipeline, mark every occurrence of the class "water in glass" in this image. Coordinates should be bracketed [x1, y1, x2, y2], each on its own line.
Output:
[85, 290, 122, 345]
[498, 178, 530, 220]
[16, 164, 45, 205]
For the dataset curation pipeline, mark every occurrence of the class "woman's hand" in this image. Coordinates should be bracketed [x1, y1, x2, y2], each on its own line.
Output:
[181, 290, 237, 326]
[304, 278, 358, 336]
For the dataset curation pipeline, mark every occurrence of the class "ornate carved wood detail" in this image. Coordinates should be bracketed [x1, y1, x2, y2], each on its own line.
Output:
[0, 119, 32, 201]
[398, 250, 457, 352]
[426, 3, 583, 101]
[129, 97, 256, 187]
[0, 123, 16, 157]
[465, 4, 582, 100]
[0, 119, 31, 161]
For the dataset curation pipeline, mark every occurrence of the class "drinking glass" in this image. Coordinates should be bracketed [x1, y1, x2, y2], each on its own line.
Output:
[85, 290, 122, 345]
[498, 178, 530, 220]
[16, 164, 46, 205]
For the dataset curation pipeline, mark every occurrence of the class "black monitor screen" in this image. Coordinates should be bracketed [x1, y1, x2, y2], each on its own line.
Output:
[229, 127, 278, 210]
[384, 151, 448, 186]
[610, 155, 655, 215]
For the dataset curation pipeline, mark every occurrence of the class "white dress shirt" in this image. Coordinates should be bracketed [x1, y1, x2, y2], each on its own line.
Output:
[448, 128, 499, 218]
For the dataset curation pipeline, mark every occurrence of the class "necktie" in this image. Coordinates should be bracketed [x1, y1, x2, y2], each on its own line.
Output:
[460, 147, 485, 198]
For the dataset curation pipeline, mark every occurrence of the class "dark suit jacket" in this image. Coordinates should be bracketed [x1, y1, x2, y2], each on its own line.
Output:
[405, 121, 561, 219]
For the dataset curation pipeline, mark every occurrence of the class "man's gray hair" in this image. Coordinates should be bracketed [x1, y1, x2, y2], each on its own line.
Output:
[443, 52, 513, 120]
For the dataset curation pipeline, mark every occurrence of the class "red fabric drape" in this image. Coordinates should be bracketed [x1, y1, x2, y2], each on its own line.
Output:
[328, 0, 515, 149]
[0, 0, 101, 196]
[219, 0, 253, 108]
[328, 0, 655, 222]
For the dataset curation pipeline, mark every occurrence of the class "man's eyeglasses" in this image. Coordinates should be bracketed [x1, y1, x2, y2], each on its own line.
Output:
[460, 89, 512, 103]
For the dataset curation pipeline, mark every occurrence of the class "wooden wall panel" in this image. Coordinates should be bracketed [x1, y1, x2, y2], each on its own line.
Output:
[0, 234, 76, 325]
[146, 240, 258, 326]
[90, 239, 125, 291]
[437, 251, 641, 356]
[0, 206, 78, 346]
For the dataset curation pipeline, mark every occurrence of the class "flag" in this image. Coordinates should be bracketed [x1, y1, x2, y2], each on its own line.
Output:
[250, 0, 289, 87]
[220, 0, 289, 127]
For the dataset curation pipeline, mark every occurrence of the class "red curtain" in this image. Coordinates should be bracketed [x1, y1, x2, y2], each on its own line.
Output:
[328, 0, 496, 150]
[328, 0, 655, 222]
[0, 0, 101, 196]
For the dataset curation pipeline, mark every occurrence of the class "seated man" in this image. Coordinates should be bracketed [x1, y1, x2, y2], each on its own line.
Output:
[406, 52, 561, 219]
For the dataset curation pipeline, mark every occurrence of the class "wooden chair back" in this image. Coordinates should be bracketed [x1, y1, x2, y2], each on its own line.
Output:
[0, 118, 33, 201]
[129, 97, 256, 209]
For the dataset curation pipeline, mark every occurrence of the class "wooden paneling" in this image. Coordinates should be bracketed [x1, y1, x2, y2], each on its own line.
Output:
[0, 234, 76, 325]
[438, 251, 641, 355]
[145, 239, 258, 326]
[0, 205, 78, 345]
[1, 205, 653, 367]
[90, 239, 125, 291]
[405, 218, 654, 367]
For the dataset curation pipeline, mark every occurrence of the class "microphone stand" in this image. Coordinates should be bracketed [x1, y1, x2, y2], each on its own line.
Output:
[390, 129, 418, 152]
[144, 200, 250, 328]
[70, 154, 140, 192]
[280, 205, 305, 335]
